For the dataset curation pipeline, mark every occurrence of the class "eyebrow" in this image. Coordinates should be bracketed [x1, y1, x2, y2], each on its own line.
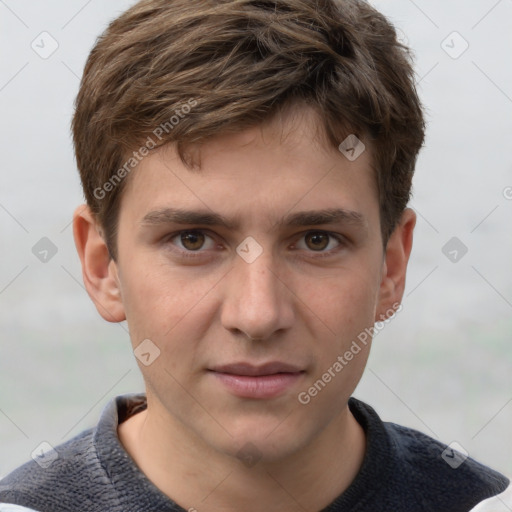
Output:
[141, 207, 367, 231]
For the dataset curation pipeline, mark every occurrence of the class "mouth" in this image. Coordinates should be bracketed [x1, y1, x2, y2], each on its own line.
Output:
[208, 362, 306, 399]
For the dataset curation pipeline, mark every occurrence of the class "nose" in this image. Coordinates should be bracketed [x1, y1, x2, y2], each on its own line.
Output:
[220, 249, 295, 341]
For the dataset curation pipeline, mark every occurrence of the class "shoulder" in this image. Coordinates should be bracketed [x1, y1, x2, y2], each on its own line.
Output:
[348, 398, 509, 511]
[0, 394, 148, 512]
[386, 420, 505, 483]
[386, 420, 509, 508]
[0, 427, 101, 511]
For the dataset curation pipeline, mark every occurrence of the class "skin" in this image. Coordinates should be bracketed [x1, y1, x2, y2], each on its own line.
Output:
[73, 105, 415, 512]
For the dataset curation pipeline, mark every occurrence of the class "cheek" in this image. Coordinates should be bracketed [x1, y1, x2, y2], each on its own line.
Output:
[294, 269, 378, 412]
[296, 261, 381, 345]
[118, 256, 222, 344]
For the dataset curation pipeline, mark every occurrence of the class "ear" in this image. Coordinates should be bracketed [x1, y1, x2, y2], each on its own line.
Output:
[375, 208, 416, 322]
[72, 204, 126, 323]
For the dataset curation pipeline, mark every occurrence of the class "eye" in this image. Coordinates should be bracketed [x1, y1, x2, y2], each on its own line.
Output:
[164, 229, 346, 260]
[293, 231, 345, 255]
[168, 230, 217, 253]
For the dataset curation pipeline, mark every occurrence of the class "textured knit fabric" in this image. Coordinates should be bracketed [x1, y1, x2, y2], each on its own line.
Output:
[0, 394, 508, 512]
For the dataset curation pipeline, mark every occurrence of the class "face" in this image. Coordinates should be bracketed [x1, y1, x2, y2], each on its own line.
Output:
[105, 107, 393, 461]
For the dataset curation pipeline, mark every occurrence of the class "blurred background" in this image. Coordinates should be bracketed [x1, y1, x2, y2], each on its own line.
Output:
[1, 0, 511, 480]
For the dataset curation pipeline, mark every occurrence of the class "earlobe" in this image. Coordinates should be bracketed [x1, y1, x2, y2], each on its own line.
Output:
[375, 208, 416, 322]
[72, 204, 126, 323]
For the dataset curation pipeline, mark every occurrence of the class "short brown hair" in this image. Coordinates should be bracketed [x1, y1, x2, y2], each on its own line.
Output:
[72, 0, 425, 260]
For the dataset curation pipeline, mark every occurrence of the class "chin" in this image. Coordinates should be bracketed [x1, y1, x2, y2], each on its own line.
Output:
[210, 418, 309, 465]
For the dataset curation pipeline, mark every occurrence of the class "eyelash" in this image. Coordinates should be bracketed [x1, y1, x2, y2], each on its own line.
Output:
[164, 229, 347, 260]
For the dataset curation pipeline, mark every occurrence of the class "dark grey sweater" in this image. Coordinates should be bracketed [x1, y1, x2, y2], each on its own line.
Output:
[0, 394, 508, 511]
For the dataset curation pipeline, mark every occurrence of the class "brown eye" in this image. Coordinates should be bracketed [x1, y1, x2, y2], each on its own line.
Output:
[166, 230, 219, 259]
[180, 231, 206, 251]
[304, 232, 330, 251]
[293, 231, 345, 257]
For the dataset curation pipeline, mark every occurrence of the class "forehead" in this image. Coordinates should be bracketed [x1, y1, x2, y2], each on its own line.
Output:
[118, 106, 378, 230]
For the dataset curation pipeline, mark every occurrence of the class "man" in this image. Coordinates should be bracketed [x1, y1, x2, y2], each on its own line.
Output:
[0, 0, 509, 510]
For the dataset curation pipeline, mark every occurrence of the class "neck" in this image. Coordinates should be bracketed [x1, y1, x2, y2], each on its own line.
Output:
[118, 399, 366, 512]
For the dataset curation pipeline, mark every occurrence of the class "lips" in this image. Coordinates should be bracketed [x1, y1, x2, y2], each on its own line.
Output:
[210, 361, 304, 376]
[208, 362, 305, 399]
